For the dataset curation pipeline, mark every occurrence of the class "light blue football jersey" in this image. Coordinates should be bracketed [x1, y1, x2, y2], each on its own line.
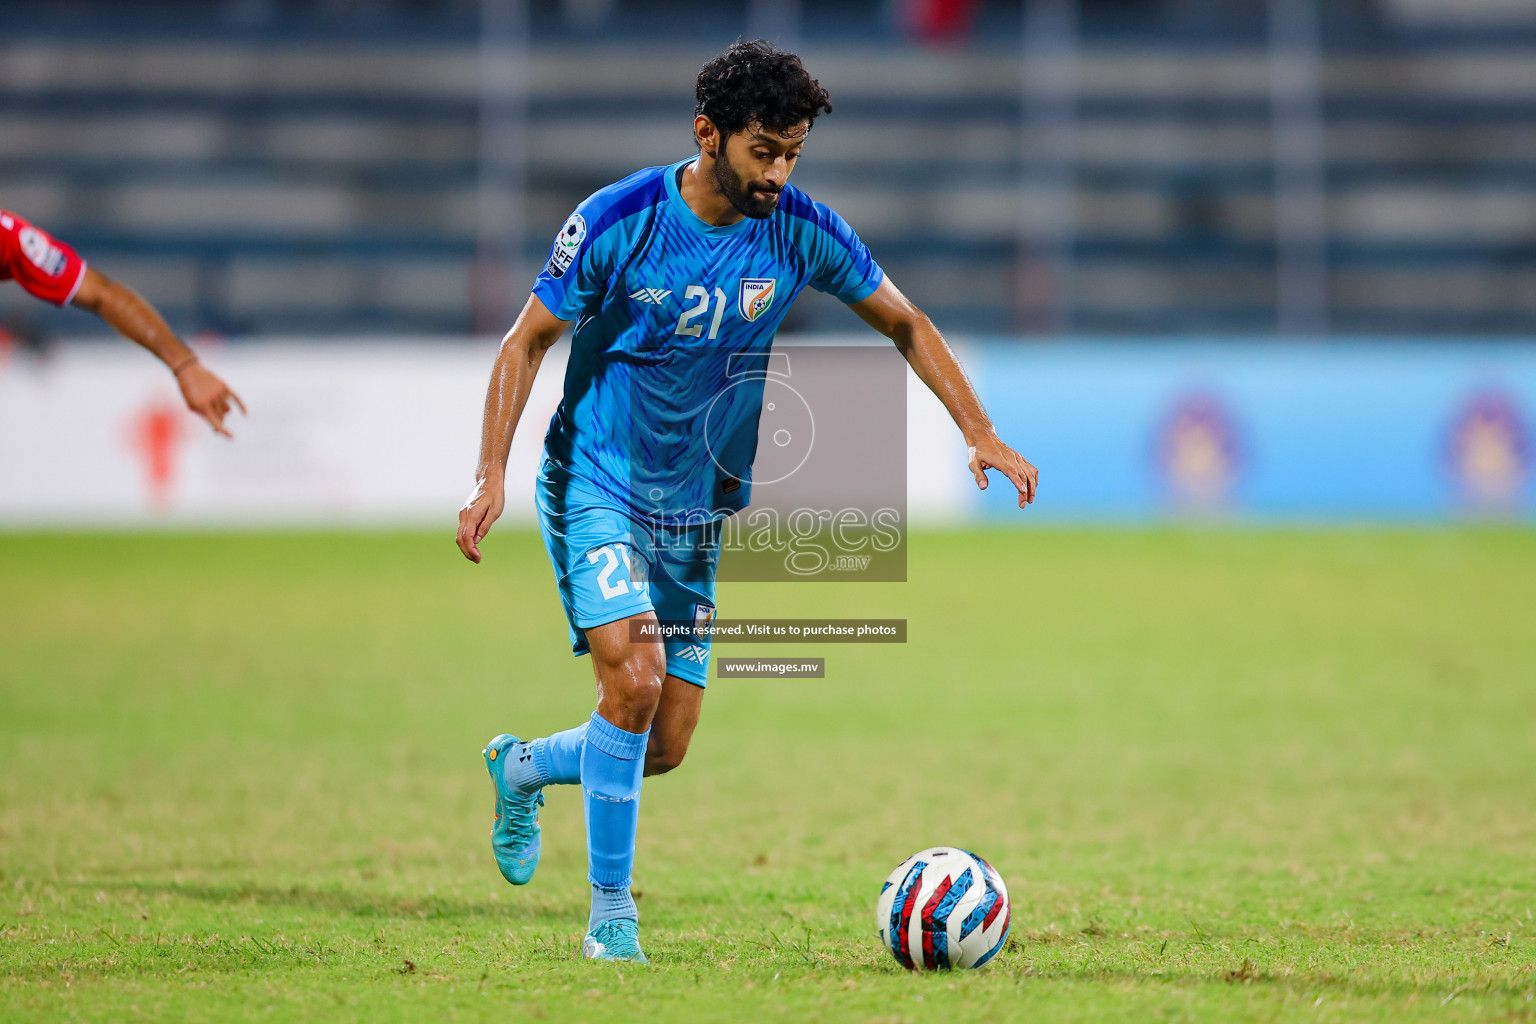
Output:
[532, 156, 885, 526]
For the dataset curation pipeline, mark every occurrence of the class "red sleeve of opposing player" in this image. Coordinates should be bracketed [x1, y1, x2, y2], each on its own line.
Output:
[0, 209, 87, 307]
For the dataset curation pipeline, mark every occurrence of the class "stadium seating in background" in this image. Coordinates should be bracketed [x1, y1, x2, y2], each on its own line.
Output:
[3, 3, 1536, 337]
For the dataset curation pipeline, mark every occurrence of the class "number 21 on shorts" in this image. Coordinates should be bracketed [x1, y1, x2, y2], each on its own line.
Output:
[587, 544, 649, 600]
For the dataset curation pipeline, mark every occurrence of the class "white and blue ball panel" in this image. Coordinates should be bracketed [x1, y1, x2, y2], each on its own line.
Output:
[875, 846, 1012, 970]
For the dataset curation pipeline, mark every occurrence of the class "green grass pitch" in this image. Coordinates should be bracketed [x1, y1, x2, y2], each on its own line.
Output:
[2, 528, 1535, 1022]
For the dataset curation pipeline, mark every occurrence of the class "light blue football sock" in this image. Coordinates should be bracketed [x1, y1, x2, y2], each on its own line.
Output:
[590, 883, 637, 928]
[539, 722, 587, 786]
[581, 711, 648, 928]
[504, 722, 588, 794]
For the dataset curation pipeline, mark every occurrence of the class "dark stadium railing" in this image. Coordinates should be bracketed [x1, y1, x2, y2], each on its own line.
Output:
[5, 21, 1536, 337]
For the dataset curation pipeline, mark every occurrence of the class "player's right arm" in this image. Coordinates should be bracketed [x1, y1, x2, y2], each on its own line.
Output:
[456, 294, 569, 564]
[71, 267, 245, 438]
[0, 210, 244, 437]
[458, 182, 630, 562]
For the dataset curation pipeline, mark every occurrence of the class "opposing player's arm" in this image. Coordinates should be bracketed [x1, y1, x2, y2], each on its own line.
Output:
[849, 277, 1038, 507]
[456, 293, 569, 563]
[71, 267, 245, 438]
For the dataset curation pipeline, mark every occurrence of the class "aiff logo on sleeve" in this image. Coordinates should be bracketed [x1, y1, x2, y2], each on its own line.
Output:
[546, 213, 587, 278]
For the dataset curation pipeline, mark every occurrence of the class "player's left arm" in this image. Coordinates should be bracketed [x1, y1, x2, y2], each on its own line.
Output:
[72, 267, 245, 438]
[850, 277, 1037, 507]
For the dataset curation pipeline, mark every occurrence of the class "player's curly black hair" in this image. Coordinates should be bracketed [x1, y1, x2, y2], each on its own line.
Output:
[694, 40, 833, 140]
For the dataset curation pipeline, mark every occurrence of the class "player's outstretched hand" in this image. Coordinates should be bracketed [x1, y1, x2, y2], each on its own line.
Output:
[178, 362, 246, 439]
[968, 435, 1039, 508]
[457, 476, 505, 564]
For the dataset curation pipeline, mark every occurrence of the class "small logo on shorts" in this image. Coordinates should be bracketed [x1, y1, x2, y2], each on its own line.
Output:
[693, 603, 716, 638]
[675, 644, 709, 665]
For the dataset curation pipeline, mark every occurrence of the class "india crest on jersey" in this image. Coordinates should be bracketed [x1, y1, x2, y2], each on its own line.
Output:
[738, 278, 776, 322]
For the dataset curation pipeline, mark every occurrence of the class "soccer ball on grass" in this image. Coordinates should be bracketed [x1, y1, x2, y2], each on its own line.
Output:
[876, 846, 1011, 970]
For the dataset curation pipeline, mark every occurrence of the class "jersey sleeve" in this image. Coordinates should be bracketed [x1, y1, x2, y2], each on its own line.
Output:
[532, 202, 628, 322]
[786, 193, 885, 305]
[0, 210, 86, 307]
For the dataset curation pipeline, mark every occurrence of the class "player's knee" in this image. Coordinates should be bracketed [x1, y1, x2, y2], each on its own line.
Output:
[595, 643, 666, 713]
[615, 670, 664, 713]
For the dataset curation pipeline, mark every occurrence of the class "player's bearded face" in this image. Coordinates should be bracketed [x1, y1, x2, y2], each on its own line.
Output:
[712, 124, 806, 219]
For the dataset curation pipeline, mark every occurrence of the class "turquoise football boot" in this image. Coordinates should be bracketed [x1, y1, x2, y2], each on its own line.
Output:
[482, 733, 543, 886]
[582, 919, 647, 963]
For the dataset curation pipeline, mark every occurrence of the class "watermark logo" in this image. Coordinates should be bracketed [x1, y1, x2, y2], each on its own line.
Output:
[703, 352, 814, 488]
[630, 344, 907, 582]
[717, 658, 825, 678]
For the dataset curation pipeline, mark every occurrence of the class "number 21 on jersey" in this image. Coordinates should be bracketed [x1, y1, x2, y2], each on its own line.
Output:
[674, 285, 729, 340]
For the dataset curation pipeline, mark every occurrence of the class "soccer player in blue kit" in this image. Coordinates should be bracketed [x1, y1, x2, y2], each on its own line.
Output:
[455, 40, 1038, 962]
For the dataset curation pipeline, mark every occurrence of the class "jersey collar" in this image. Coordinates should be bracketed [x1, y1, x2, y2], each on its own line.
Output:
[665, 157, 755, 239]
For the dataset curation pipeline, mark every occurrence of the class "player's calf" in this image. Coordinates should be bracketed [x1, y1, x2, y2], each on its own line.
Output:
[580, 617, 666, 945]
[644, 743, 686, 776]
[642, 716, 693, 776]
[643, 674, 705, 777]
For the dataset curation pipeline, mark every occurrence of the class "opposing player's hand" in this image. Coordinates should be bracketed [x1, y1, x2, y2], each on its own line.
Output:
[457, 476, 505, 564]
[968, 435, 1038, 508]
[177, 362, 246, 439]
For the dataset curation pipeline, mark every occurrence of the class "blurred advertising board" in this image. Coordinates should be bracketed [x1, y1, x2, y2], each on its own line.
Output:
[0, 339, 1532, 526]
[971, 342, 1536, 521]
[0, 340, 542, 527]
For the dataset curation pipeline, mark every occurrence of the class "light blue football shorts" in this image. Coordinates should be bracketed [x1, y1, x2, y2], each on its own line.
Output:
[535, 469, 721, 687]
